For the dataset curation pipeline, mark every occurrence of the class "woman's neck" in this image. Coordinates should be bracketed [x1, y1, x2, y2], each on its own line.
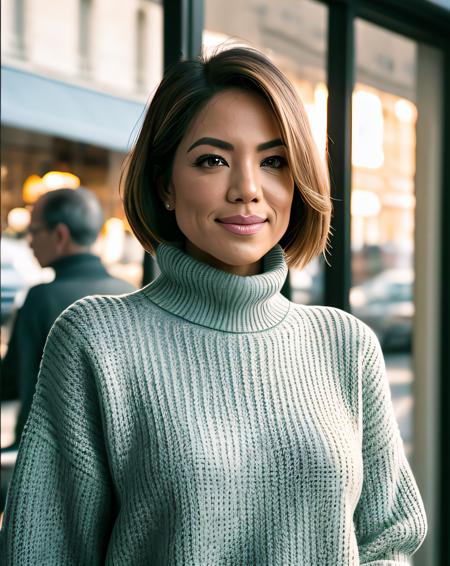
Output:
[183, 240, 263, 277]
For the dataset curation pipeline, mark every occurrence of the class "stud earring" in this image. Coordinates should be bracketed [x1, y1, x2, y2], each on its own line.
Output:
[165, 202, 171, 210]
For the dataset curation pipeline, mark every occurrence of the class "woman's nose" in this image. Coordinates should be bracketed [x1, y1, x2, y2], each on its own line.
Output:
[227, 162, 261, 203]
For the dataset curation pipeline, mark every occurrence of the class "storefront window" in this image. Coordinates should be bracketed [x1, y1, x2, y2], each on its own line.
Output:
[1, 0, 164, 446]
[351, 19, 417, 457]
[1, 0, 164, 309]
[204, 0, 328, 305]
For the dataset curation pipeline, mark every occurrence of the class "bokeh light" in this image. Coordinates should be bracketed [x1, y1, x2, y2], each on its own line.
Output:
[7, 207, 31, 233]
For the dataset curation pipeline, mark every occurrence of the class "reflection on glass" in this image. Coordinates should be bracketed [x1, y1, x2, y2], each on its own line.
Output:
[1, 0, 165, 306]
[204, 0, 328, 305]
[351, 20, 417, 458]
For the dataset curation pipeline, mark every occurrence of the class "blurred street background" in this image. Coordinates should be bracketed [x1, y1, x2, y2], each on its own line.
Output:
[1, 1, 449, 565]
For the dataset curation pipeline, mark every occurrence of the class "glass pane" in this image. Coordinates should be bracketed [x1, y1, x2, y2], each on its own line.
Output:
[204, 0, 328, 304]
[0, 0, 165, 300]
[1, 0, 163, 447]
[351, 19, 417, 458]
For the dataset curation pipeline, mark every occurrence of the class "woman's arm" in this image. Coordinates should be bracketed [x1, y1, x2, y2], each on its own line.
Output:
[354, 326, 427, 565]
[0, 301, 115, 565]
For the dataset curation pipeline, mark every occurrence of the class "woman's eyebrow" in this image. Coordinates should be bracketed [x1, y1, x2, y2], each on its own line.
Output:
[187, 137, 233, 152]
[187, 137, 285, 153]
[257, 138, 285, 151]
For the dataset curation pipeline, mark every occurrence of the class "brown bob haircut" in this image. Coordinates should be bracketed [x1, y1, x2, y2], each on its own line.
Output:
[123, 46, 332, 269]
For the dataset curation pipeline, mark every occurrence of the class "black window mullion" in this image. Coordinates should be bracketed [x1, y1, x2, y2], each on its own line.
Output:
[163, 0, 186, 71]
[439, 43, 450, 565]
[163, 0, 204, 70]
[356, 0, 450, 47]
[324, 0, 355, 312]
[187, 0, 204, 62]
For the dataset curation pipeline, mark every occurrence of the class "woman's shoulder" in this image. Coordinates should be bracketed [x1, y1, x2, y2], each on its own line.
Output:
[49, 287, 160, 340]
[288, 302, 379, 349]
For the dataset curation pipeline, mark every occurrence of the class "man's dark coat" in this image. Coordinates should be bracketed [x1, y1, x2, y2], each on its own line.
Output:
[1, 253, 135, 445]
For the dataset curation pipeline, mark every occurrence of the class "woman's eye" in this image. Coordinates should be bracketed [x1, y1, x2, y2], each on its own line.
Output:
[194, 154, 228, 168]
[261, 156, 287, 169]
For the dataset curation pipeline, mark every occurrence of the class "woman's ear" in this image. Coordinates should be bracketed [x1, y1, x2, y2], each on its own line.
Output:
[157, 177, 175, 211]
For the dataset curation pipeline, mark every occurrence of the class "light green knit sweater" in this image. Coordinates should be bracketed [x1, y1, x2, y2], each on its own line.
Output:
[1, 243, 427, 565]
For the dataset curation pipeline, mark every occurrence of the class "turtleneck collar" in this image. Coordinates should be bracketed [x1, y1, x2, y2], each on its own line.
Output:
[143, 243, 290, 333]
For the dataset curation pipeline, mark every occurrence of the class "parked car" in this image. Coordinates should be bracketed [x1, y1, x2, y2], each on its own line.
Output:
[1, 260, 27, 324]
[350, 268, 414, 352]
[1, 237, 53, 324]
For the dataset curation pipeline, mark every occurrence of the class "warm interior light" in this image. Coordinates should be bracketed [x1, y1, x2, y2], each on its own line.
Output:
[42, 171, 80, 190]
[314, 82, 328, 106]
[22, 175, 47, 204]
[7, 207, 31, 232]
[352, 90, 384, 169]
[304, 82, 328, 159]
[22, 171, 81, 203]
[382, 192, 416, 209]
[394, 99, 417, 123]
[351, 190, 381, 217]
[102, 217, 125, 264]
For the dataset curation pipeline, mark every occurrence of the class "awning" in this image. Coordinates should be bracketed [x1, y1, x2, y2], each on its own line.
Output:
[1, 66, 147, 153]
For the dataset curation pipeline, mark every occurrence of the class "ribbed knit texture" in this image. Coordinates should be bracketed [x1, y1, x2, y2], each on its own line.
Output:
[1, 243, 427, 565]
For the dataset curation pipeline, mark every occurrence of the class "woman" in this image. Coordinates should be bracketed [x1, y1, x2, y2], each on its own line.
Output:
[1, 47, 426, 565]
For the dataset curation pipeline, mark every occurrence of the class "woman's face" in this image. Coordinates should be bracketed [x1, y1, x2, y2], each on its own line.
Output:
[162, 89, 295, 276]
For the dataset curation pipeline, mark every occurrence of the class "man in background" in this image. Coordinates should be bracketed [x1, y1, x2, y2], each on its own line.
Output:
[1, 187, 136, 447]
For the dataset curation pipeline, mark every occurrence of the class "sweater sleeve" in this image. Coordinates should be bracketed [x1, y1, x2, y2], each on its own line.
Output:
[354, 325, 427, 565]
[0, 301, 115, 565]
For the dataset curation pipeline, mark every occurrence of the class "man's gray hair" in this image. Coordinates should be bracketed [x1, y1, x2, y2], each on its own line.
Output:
[40, 187, 105, 246]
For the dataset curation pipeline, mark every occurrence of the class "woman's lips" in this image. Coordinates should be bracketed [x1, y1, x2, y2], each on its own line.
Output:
[217, 221, 266, 235]
[218, 215, 266, 224]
